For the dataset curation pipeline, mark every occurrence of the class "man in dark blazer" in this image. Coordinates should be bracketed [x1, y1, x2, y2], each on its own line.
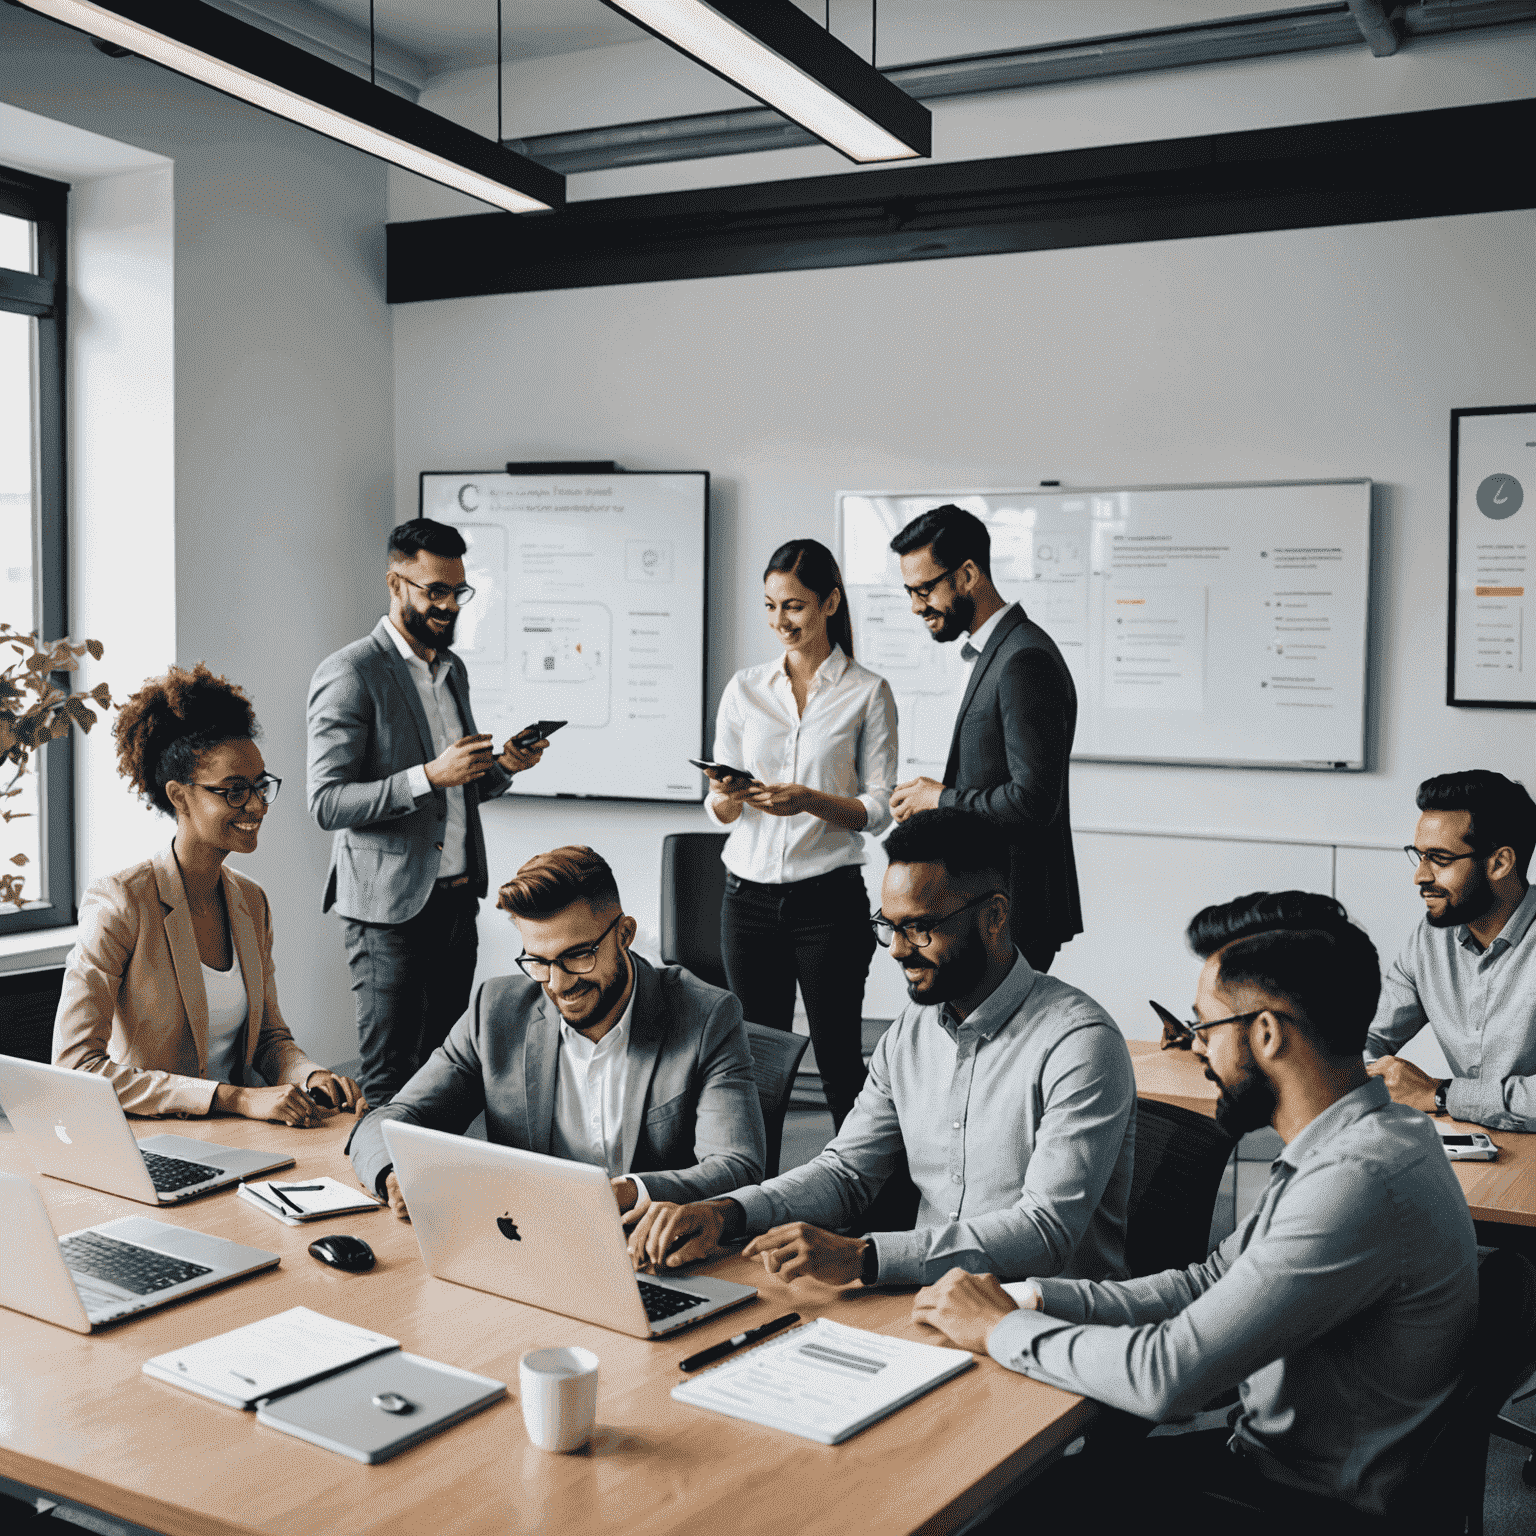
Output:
[348, 845, 765, 1220]
[307, 518, 549, 1104]
[889, 505, 1081, 972]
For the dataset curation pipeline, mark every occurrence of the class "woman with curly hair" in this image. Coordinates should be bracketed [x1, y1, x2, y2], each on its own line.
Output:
[52, 664, 365, 1124]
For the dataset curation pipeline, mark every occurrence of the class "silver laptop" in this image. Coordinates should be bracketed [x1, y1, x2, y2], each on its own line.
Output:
[0, 1055, 294, 1204]
[0, 1171, 279, 1332]
[383, 1121, 758, 1340]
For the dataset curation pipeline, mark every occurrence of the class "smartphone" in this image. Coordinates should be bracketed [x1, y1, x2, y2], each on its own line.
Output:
[513, 720, 567, 747]
[689, 757, 755, 784]
[1438, 1130, 1498, 1161]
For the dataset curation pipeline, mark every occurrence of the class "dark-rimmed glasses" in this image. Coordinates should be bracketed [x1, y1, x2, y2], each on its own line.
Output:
[901, 567, 958, 603]
[1402, 844, 1486, 870]
[870, 891, 1005, 949]
[1150, 999, 1269, 1050]
[397, 573, 476, 606]
[194, 774, 282, 808]
[516, 912, 624, 981]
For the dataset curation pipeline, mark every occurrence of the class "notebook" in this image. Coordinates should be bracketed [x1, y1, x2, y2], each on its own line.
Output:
[238, 1177, 384, 1225]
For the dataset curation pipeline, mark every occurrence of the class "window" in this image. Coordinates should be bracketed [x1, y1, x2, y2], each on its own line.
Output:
[1, 163, 72, 935]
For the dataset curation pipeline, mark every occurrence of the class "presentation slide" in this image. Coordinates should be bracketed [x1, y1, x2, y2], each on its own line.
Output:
[840, 480, 1371, 772]
[419, 471, 707, 802]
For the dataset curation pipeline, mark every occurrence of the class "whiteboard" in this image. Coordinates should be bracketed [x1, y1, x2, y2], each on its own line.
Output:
[839, 480, 1372, 772]
[420, 470, 708, 802]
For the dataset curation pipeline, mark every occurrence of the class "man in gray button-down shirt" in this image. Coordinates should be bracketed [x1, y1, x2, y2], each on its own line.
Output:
[914, 892, 1477, 1520]
[1366, 769, 1536, 1130]
[627, 809, 1135, 1288]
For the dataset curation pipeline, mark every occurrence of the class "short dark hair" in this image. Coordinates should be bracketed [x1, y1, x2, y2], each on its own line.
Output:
[1416, 769, 1536, 879]
[388, 518, 466, 563]
[497, 845, 620, 918]
[1187, 891, 1380, 1058]
[882, 808, 1008, 889]
[888, 504, 992, 579]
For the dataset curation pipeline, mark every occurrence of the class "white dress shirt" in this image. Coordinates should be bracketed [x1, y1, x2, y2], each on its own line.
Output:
[201, 948, 248, 1084]
[705, 645, 898, 885]
[384, 616, 468, 879]
[960, 601, 1016, 668]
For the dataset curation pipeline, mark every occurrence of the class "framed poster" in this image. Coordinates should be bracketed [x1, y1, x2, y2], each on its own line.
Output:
[1449, 404, 1536, 708]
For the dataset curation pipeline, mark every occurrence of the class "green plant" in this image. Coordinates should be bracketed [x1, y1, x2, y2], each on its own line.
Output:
[0, 623, 114, 908]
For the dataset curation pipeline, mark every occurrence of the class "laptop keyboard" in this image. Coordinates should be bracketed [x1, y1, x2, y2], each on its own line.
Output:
[60, 1231, 213, 1296]
[141, 1149, 225, 1193]
[638, 1278, 707, 1322]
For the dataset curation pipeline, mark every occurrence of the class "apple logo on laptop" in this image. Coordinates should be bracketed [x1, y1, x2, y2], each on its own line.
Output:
[497, 1212, 521, 1242]
[54, 1123, 72, 1145]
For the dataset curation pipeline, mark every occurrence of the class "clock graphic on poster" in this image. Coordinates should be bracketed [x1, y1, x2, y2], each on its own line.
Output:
[1477, 474, 1523, 519]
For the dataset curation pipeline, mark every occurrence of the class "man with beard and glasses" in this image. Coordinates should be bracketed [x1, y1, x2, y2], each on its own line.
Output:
[307, 519, 551, 1105]
[1366, 768, 1536, 1130]
[912, 891, 1478, 1525]
[347, 845, 764, 1220]
[886, 506, 1080, 974]
[625, 809, 1134, 1289]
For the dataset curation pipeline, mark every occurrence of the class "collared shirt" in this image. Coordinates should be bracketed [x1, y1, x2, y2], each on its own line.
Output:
[705, 645, 898, 885]
[383, 616, 468, 878]
[989, 1079, 1478, 1515]
[960, 600, 1015, 667]
[1366, 881, 1536, 1129]
[726, 952, 1136, 1285]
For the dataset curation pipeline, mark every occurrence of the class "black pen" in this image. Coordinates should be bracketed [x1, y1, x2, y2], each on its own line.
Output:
[268, 1184, 306, 1215]
[678, 1312, 800, 1373]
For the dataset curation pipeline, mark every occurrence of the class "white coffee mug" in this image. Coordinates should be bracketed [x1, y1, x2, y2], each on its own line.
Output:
[519, 1347, 599, 1453]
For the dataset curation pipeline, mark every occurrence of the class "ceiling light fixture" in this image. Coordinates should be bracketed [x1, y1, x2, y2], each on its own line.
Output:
[598, 0, 930, 164]
[16, 0, 564, 213]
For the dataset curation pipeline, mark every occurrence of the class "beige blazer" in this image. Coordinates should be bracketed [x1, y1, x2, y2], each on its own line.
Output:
[52, 845, 321, 1117]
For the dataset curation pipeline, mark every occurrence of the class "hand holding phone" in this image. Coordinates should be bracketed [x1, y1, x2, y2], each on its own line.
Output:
[514, 719, 567, 748]
[689, 757, 756, 786]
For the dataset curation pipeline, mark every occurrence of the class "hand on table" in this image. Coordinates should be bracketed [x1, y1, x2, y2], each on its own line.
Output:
[214, 1082, 327, 1128]
[1365, 1055, 1441, 1113]
[304, 1069, 368, 1114]
[743, 1223, 869, 1287]
[627, 1199, 731, 1272]
[498, 736, 548, 775]
[746, 782, 812, 817]
[911, 1269, 1025, 1353]
[890, 777, 944, 822]
[383, 1171, 411, 1221]
[426, 733, 496, 787]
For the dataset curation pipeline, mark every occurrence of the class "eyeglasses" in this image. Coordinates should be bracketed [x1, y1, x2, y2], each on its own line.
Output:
[194, 774, 282, 808]
[1149, 999, 1273, 1049]
[515, 912, 624, 980]
[870, 891, 1005, 949]
[396, 573, 476, 606]
[901, 567, 958, 603]
[1402, 844, 1486, 870]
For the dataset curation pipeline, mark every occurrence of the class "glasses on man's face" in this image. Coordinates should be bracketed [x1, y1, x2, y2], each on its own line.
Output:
[1150, 999, 1271, 1049]
[397, 573, 476, 606]
[1403, 844, 1485, 870]
[870, 891, 1004, 949]
[516, 912, 624, 981]
[195, 774, 282, 809]
[901, 567, 957, 603]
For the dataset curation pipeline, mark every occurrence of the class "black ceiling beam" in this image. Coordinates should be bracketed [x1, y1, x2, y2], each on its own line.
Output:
[387, 97, 1536, 304]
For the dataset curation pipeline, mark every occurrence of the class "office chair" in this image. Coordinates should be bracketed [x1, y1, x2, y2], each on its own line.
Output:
[1123, 1097, 1237, 1279]
[0, 967, 64, 1064]
[743, 1021, 811, 1180]
[659, 832, 730, 992]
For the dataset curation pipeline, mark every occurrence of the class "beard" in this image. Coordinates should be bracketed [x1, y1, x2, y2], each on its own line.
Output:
[548, 954, 630, 1025]
[925, 591, 976, 644]
[402, 603, 458, 651]
[1208, 1053, 1278, 1139]
[902, 920, 990, 1004]
[1420, 865, 1496, 929]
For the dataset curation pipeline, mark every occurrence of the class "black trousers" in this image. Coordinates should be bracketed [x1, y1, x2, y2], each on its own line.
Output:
[720, 865, 875, 1131]
[341, 882, 479, 1105]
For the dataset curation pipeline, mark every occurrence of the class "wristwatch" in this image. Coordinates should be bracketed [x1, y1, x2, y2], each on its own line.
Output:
[1434, 1079, 1450, 1116]
[859, 1240, 879, 1286]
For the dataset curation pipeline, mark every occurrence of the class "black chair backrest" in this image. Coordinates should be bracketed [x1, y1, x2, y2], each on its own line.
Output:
[743, 1022, 810, 1181]
[1385, 1247, 1536, 1536]
[659, 832, 730, 992]
[1124, 1096, 1236, 1279]
[0, 967, 65, 1064]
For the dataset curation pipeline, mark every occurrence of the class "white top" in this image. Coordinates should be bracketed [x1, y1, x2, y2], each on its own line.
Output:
[705, 646, 898, 885]
[384, 616, 468, 878]
[201, 947, 249, 1084]
[960, 601, 1015, 669]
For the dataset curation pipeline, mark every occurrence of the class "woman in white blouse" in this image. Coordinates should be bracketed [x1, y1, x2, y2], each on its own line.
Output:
[705, 539, 898, 1129]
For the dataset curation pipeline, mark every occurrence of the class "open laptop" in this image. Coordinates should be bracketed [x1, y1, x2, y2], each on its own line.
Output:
[383, 1121, 758, 1340]
[0, 1056, 294, 1204]
[0, 1172, 279, 1332]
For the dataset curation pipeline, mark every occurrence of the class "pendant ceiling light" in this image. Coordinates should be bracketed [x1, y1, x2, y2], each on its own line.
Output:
[599, 0, 930, 163]
[16, 0, 565, 214]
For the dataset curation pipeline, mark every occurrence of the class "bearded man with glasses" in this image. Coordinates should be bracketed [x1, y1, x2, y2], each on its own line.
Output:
[347, 845, 764, 1222]
[626, 809, 1134, 1289]
[307, 519, 552, 1106]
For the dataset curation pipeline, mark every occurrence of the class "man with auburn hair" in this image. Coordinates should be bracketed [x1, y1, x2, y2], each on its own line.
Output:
[347, 845, 765, 1221]
[886, 505, 1080, 973]
[913, 891, 1477, 1523]
[1367, 768, 1536, 1130]
[627, 809, 1134, 1289]
[307, 518, 550, 1105]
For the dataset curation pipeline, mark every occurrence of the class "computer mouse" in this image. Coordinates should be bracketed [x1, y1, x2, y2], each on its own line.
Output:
[307, 1234, 375, 1272]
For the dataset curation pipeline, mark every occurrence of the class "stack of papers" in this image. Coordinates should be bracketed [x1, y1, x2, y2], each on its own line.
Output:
[238, 1176, 383, 1225]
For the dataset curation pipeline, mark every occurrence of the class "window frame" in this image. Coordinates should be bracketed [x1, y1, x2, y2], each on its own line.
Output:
[1, 162, 74, 936]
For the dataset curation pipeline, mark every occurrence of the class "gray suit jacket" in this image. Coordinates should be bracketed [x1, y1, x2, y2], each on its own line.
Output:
[347, 954, 766, 1204]
[306, 617, 511, 924]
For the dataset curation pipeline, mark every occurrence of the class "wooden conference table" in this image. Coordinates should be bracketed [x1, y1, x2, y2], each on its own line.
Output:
[0, 1113, 1094, 1536]
[1128, 1039, 1536, 1243]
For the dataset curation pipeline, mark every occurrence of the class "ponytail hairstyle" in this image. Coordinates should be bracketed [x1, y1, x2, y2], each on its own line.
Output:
[113, 663, 259, 817]
[763, 538, 854, 659]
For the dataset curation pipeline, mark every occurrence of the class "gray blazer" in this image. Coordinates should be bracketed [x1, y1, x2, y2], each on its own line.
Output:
[306, 618, 511, 924]
[347, 954, 766, 1204]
